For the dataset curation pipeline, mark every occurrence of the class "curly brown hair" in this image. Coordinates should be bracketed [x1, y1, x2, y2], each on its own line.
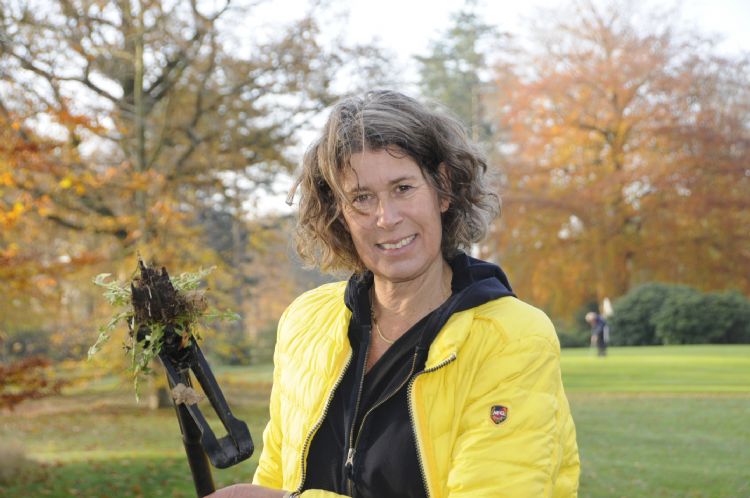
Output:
[292, 89, 499, 274]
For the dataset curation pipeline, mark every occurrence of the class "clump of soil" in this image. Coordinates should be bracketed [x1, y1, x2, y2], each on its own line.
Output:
[129, 260, 205, 363]
[131, 260, 191, 326]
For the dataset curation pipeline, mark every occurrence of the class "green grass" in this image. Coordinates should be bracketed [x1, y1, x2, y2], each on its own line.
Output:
[1, 345, 749, 497]
[0, 380, 268, 497]
[572, 395, 749, 498]
[561, 345, 750, 393]
[563, 345, 750, 498]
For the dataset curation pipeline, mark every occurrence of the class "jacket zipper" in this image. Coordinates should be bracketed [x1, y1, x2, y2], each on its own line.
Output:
[346, 349, 421, 495]
[295, 350, 353, 494]
[407, 352, 457, 498]
[345, 339, 371, 497]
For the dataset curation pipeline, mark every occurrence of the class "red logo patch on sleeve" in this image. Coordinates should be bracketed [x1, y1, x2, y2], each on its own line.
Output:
[490, 405, 508, 424]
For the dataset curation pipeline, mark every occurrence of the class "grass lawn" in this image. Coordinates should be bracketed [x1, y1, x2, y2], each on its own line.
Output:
[1, 345, 749, 497]
[563, 345, 750, 498]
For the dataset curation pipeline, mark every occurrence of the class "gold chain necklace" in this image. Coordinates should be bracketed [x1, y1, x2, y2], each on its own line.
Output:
[369, 277, 451, 346]
[371, 313, 396, 345]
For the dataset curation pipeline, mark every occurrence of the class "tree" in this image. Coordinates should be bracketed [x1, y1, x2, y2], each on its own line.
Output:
[487, 0, 750, 316]
[415, 0, 505, 145]
[0, 0, 393, 409]
[0, 356, 64, 410]
[0, 105, 105, 358]
[0, 0, 390, 358]
[0, 0, 347, 251]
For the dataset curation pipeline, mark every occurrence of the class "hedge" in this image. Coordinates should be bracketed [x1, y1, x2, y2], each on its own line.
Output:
[610, 284, 750, 345]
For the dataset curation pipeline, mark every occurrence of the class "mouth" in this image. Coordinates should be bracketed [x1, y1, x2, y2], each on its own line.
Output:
[377, 234, 416, 250]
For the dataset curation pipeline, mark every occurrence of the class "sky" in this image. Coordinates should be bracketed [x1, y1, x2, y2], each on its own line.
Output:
[341, 0, 750, 58]
[245, 0, 750, 213]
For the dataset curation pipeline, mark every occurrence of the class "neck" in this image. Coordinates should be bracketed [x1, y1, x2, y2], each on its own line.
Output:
[371, 258, 452, 328]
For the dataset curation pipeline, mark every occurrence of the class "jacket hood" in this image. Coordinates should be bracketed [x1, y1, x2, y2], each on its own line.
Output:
[448, 252, 513, 306]
[344, 252, 514, 324]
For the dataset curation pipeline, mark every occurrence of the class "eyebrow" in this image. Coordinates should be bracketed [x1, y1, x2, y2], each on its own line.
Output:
[344, 175, 421, 194]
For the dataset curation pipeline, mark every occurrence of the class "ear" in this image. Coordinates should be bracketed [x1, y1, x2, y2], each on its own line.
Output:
[438, 163, 451, 213]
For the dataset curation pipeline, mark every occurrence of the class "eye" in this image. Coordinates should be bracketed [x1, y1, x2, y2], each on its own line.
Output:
[396, 184, 415, 194]
[351, 192, 373, 205]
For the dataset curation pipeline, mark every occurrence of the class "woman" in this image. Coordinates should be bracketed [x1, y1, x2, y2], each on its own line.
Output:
[210, 90, 579, 498]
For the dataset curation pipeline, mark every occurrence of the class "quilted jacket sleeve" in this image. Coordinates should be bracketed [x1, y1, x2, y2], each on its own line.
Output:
[252, 307, 288, 490]
[252, 296, 351, 498]
[442, 317, 579, 497]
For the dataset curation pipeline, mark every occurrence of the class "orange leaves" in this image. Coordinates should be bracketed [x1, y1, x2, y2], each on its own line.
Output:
[0, 242, 21, 263]
[57, 175, 87, 195]
[149, 199, 187, 226]
[0, 356, 66, 410]
[126, 170, 165, 192]
[0, 190, 60, 230]
[0, 201, 27, 229]
[0, 171, 15, 187]
[486, 1, 750, 318]
[53, 97, 107, 135]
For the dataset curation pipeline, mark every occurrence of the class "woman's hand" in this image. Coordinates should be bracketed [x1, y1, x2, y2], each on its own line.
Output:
[205, 484, 287, 498]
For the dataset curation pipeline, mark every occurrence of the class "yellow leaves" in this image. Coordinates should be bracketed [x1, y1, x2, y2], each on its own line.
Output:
[126, 170, 165, 192]
[36, 195, 53, 217]
[0, 202, 27, 229]
[1, 242, 20, 260]
[59, 177, 73, 189]
[147, 199, 188, 228]
[0, 171, 14, 187]
[58, 175, 87, 195]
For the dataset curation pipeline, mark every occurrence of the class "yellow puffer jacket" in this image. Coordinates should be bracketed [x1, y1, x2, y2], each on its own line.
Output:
[253, 281, 579, 498]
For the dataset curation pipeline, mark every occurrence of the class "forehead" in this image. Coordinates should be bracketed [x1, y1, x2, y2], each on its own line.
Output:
[342, 148, 425, 190]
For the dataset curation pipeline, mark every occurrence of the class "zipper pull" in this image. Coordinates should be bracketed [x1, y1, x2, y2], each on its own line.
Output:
[345, 447, 356, 476]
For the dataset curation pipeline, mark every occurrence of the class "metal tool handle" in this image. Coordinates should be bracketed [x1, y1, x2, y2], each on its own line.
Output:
[164, 366, 216, 497]
[158, 333, 254, 497]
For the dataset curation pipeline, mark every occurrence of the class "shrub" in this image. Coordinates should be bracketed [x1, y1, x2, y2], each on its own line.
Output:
[609, 283, 678, 346]
[652, 287, 717, 344]
[711, 291, 750, 343]
[556, 326, 591, 348]
[611, 283, 750, 345]
[553, 301, 598, 348]
[653, 290, 750, 345]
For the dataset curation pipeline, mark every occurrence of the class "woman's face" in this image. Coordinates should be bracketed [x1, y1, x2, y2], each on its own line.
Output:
[341, 148, 449, 284]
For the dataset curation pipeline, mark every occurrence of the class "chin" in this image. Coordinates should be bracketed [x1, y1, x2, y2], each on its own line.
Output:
[371, 259, 433, 283]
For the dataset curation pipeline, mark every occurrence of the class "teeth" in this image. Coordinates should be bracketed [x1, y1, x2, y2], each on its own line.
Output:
[380, 235, 415, 250]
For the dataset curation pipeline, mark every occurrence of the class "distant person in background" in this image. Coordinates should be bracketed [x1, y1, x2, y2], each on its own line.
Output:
[586, 311, 609, 357]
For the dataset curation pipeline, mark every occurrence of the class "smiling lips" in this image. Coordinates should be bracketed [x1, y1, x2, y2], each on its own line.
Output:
[377, 234, 416, 250]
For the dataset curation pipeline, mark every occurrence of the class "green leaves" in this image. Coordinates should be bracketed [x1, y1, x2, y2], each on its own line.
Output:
[93, 273, 131, 306]
[88, 310, 131, 359]
[90, 266, 238, 400]
[169, 267, 216, 292]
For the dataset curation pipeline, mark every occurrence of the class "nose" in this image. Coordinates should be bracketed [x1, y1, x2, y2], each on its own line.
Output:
[375, 195, 402, 229]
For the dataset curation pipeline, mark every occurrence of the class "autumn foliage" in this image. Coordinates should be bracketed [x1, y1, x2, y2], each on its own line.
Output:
[1, 0, 748, 354]
[0, 356, 65, 410]
[485, 2, 750, 317]
[0, 0, 383, 365]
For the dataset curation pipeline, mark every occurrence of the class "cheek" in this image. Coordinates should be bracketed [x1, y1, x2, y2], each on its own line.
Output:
[342, 214, 369, 244]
